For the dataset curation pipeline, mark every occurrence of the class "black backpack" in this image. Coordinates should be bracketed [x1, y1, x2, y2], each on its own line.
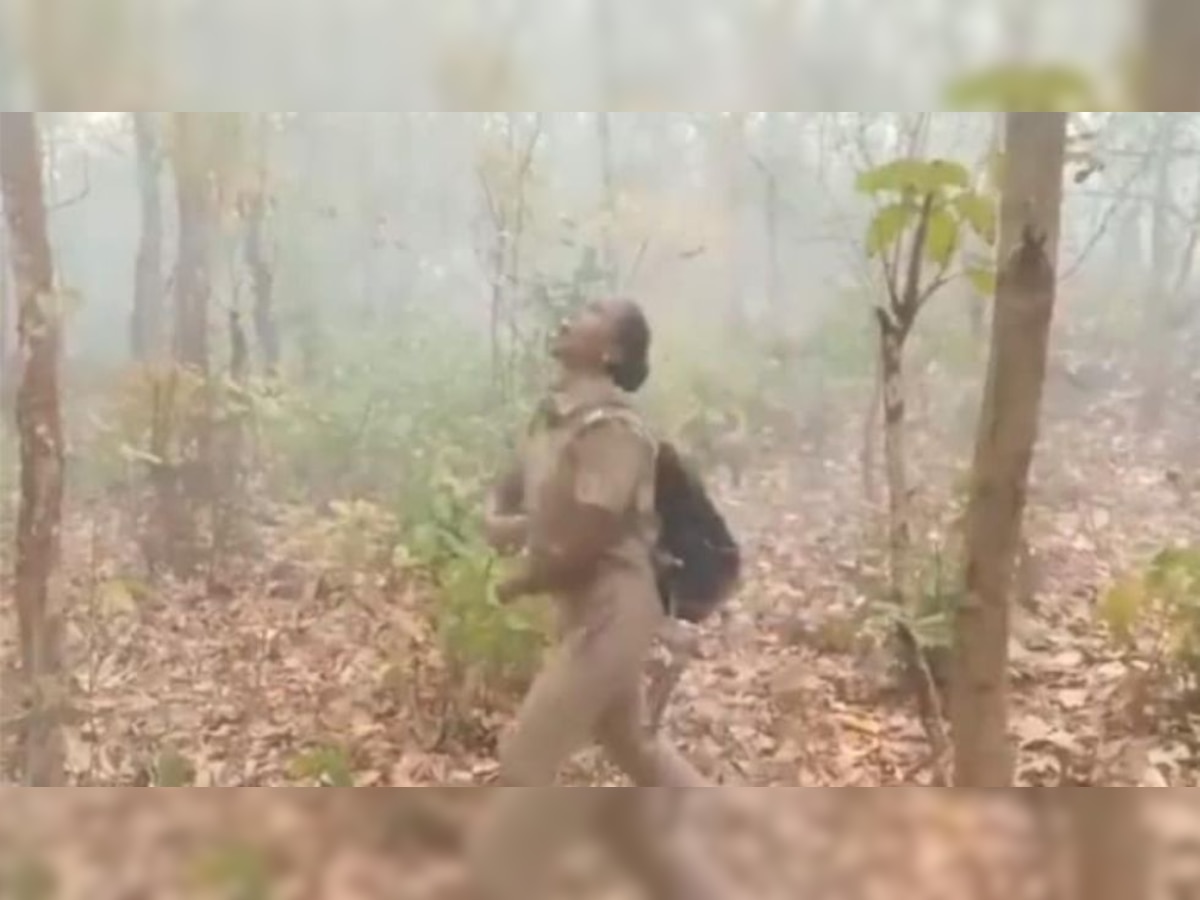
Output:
[652, 441, 742, 623]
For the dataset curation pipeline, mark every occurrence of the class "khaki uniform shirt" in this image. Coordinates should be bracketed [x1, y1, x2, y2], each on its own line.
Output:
[518, 375, 660, 630]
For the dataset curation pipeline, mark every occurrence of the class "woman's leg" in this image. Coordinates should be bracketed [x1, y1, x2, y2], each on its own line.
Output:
[592, 649, 734, 899]
[467, 646, 606, 900]
[596, 679, 709, 787]
[597, 794, 736, 900]
[468, 597, 658, 900]
[468, 789, 599, 900]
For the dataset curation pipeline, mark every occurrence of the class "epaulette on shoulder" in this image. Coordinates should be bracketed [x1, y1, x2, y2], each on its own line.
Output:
[575, 405, 655, 448]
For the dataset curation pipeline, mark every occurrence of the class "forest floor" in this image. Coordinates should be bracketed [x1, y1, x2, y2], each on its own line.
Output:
[13, 409, 1197, 789]
[3, 405, 1200, 896]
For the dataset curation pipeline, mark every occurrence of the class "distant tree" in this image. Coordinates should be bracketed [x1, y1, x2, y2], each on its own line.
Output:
[131, 111, 165, 361]
[243, 115, 279, 375]
[170, 113, 222, 372]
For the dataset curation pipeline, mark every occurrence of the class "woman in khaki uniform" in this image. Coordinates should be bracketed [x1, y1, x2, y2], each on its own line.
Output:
[469, 298, 724, 900]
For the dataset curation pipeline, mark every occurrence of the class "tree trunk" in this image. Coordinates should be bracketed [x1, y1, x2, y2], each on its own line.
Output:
[880, 327, 910, 597]
[244, 188, 279, 375]
[161, 113, 219, 576]
[0, 112, 66, 786]
[170, 115, 215, 373]
[0, 220, 15, 420]
[763, 169, 782, 315]
[1, 220, 8, 353]
[131, 111, 164, 362]
[861, 359, 882, 503]
[1064, 791, 1151, 900]
[1137, 116, 1177, 432]
[951, 112, 1067, 788]
[880, 318, 953, 779]
[488, 238, 504, 387]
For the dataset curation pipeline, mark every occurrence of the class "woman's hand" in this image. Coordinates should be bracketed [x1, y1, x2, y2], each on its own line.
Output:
[484, 463, 526, 554]
[494, 573, 530, 605]
[483, 511, 528, 554]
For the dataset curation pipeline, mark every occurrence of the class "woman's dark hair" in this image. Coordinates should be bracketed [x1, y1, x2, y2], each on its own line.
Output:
[608, 302, 651, 393]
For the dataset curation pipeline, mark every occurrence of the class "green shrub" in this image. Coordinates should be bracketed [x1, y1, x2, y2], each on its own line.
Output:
[1102, 545, 1200, 691]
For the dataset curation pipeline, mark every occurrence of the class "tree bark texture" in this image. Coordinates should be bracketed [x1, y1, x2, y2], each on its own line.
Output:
[951, 112, 1067, 787]
[0, 111, 67, 786]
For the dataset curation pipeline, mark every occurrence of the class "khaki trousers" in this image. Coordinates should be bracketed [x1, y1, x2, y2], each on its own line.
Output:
[468, 580, 721, 900]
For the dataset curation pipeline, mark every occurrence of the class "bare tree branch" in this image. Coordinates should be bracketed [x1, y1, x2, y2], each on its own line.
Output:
[1060, 161, 1150, 282]
[48, 155, 90, 212]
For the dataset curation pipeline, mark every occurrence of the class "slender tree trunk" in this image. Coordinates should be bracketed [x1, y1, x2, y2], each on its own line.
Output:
[1, 219, 15, 420]
[881, 317, 952, 779]
[161, 113, 219, 576]
[861, 358, 882, 503]
[876, 188, 935, 612]
[1, 112, 66, 786]
[1, 220, 8, 359]
[131, 111, 164, 362]
[1137, 117, 1177, 431]
[764, 169, 782, 315]
[488, 238, 504, 387]
[880, 327, 910, 596]
[951, 112, 1067, 787]
[171, 115, 215, 372]
[244, 189, 279, 375]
